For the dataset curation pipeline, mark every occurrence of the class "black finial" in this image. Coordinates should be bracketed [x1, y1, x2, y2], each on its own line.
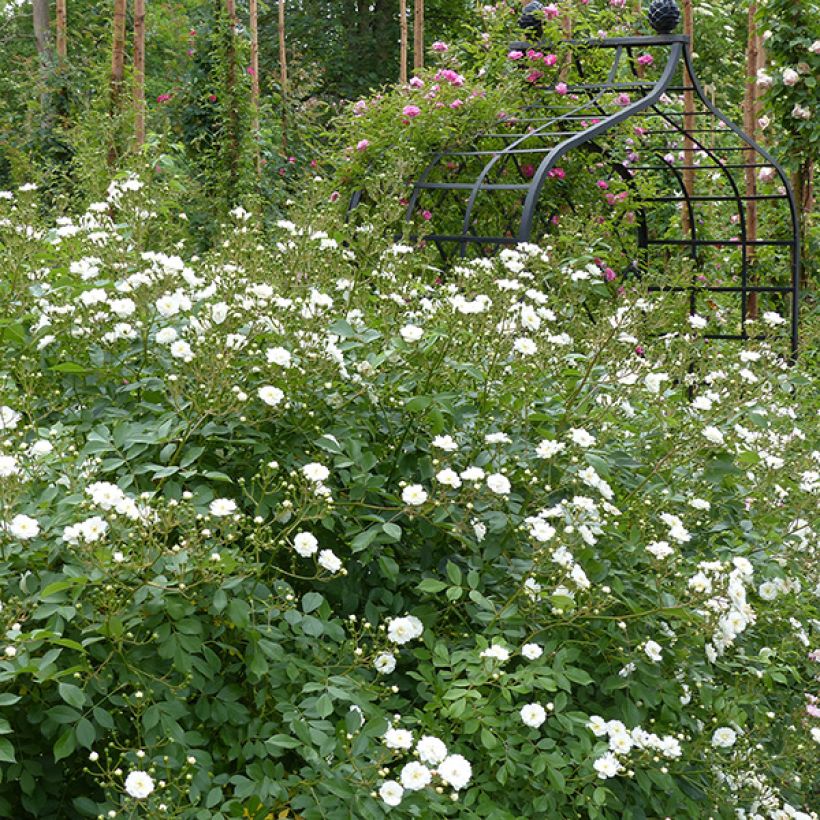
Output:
[519, 1, 545, 39]
[647, 0, 681, 34]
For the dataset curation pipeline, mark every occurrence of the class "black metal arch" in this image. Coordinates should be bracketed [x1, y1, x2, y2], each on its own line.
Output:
[401, 31, 800, 356]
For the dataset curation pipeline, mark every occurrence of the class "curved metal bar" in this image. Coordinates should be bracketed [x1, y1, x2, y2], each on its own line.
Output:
[518, 42, 684, 243]
[646, 103, 750, 329]
[456, 47, 627, 256]
[680, 46, 799, 357]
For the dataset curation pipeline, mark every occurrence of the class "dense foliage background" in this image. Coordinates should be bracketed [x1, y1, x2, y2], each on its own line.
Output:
[0, 0, 817, 817]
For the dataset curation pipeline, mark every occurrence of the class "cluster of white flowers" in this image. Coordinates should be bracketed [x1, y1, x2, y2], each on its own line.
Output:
[379, 726, 472, 807]
[687, 557, 757, 661]
[587, 715, 683, 780]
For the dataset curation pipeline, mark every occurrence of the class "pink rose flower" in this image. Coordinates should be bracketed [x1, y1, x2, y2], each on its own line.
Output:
[402, 105, 421, 118]
[356, 140, 369, 151]
[431, 41, 448, 52]
[555, 82, 568, 95]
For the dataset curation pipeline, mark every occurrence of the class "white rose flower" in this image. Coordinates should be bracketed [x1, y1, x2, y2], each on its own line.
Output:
[646, 540, 674, 560]
[124, 770, 155, 799]
[258, 385, 284, 406]
[266, 346, 292, 367]
[170, 340, 193, 361]
[0, 406, 22, 430]
[586, 715, 608, 737]
[387, 615, 423, 644]
[521, 643, 543, 660]
[302, 462, 330, 482]
[431, 435, 458, 451]
[702, 426, 724, 445]
[379, 780, 404, 807]
[399, 324, 423, 343]
[480, 644, 510, 662]
[435, 468, 462, 489]
[758, 581, 778, 601]
[536, 439, 565, 458]
[486, 473, 511, 495]
[6, 514, 40, 540]
[711, 727, 737, 748]
[29, 439, 53, 457]
[644, 640, 663, 662]
[293, 531, 319, 557]
[0, 455, 19, 477]
[209, 498, 237, 517]
[383, 727, 414, 750]
[520, 703, 547, 728]
[513, 337, 537, 356]
[374, 652, 396, 674]
[400, 761, 432, 791]
[155, 327, 177, 344]
[569, 428, 596, 448]
[317, 549, 342, 573]
[401, 484, 428, 506]
[460, 466, 485, 482]
[593, 752, 622, 779]
[437, 754, 472, 790]
[416, 735, 448, 765]
[155, 294, 180, 317]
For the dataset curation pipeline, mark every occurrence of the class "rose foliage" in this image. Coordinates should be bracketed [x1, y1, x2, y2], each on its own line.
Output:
[0, 167, 817, 818]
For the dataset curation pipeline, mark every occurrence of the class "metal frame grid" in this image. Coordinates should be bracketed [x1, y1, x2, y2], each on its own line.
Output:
[400, 33, 800, 356]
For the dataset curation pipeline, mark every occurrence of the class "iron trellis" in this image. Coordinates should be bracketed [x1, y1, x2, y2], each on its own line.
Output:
[399, 0, 801, 356]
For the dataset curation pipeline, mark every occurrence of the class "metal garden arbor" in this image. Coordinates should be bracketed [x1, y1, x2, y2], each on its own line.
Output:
[401, 0, 800, 354]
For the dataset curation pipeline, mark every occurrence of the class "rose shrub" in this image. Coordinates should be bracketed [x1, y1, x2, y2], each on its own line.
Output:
[0, 172, 816, 819]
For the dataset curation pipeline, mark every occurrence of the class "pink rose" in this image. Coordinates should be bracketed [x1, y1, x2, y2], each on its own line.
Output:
[402, 105, 421, 118]
[555, 82, 568, 95]
[431, 41, 448, 52]
[356, 140, 369, 151]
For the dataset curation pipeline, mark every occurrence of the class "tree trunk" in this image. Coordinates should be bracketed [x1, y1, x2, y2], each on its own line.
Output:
[743, 3, 758, 318]
[56, 0, 67, 63]
[793, 162, 813, 291]
[32, 0, 51, 62]
[249, 0, 260, 172]
[413, 0, 423, 71]
[399, 0, 407, 84]
[134, 0, 146, 149]
[278, 0, 287, 151]
[681, 0, 695, 243]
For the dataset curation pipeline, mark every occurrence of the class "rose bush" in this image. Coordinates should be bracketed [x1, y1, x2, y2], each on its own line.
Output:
[0, 172, 816, 819]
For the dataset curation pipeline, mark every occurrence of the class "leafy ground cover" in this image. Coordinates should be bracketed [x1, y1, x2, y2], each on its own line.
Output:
[0, 173, 817, 818]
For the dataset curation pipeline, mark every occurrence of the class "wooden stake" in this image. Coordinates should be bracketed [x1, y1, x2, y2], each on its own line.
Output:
[743, 3, 758, 317]
[413, 0, 424, 71]
[278, 0, 287, 151]
[134, 0, 146, 149]
[56, 0, 67, 63]
[399, 0, 408, 84]
[108, 0, 127, 167]
[249, 0, 260, 172]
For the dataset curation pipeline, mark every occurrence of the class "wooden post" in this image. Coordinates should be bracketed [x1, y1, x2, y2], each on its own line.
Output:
[56, 0, 67, 63]
[399, 0, 408, 84]
[681, 0, 695, 240]
[413, 0, 423, 71]
[249, 0, 261, 172]
[278, 0, 287, 151]
[134, 0, 146, 149]
[108, 0, 127, 167]
[743, 3, 758, 317]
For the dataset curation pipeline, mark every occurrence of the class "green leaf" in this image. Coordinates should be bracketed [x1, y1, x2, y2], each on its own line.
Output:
[53, 727, 76, 762]
[417, 578, 447, 594]
[41, 578, 87, 599]
[301, 592, 324, 613]
[0, 738, 15, 763]
[382, 523, 402, 541]
[51, 361, 91, 374]
[75, 718, 95, 749]
[266, 734, 301, 750]
[0, 694, 21, 706]
[351, 526, 379, 553]
[58, 683, 86, 709]
[446, 561, 462, 586]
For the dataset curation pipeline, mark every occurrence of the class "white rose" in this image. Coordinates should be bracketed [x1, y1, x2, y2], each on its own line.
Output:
[318, 549, 342, 573]
[293, 532, 318, 557]
[401, 484, 427, 506]
[379, 780, 404, 807]
[124, 770, 155, 799]
[486, 473, 511, 495]
[258, 385, 284, 406]
[520, 703, 547, 728]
